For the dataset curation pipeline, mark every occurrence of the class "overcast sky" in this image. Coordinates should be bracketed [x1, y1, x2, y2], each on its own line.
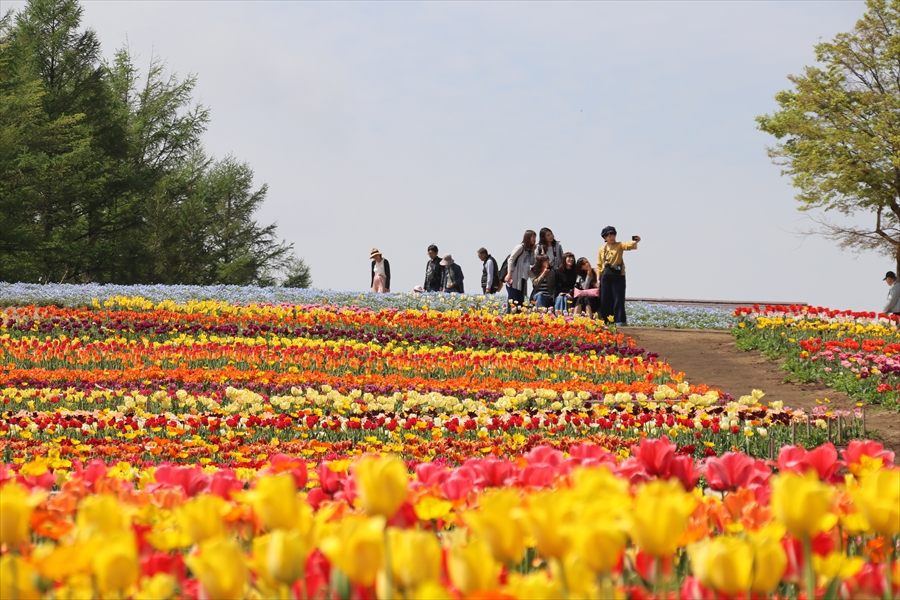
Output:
[10, 0, 886, 311]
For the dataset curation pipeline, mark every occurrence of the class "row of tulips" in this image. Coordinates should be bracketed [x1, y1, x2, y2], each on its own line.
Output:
[733, 305, 900, 410]
[1, 438, 898, 599]
[0, 382, 861, 468]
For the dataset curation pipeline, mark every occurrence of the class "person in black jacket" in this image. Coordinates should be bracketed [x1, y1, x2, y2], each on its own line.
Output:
[440, 254, 464, 293]
[553, 252, 578, 313]
[370, 248, 391, 293]
[423, 244, 443, 292]
[478, 248, 500, 294]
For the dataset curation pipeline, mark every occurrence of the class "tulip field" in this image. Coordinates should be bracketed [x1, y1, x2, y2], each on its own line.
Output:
[1, 291, 898, 599]
[735, 304, 900, 411]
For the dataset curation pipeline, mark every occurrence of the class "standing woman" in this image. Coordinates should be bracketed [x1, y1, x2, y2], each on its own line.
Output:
[536, 228, 564, 269]
[597, 226, 640, 325]
[505, 230, 537, 312]
[370, 248, 391, 293]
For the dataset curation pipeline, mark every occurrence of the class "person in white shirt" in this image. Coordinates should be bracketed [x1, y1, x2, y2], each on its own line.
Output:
[884, 271, 900, 314]
[370, 248, 390, 293]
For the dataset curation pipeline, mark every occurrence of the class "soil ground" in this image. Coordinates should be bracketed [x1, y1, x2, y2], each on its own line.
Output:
[626, 327, 900, 462]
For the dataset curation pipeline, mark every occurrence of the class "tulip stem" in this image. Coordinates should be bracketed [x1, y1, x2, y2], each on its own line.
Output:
[383, 529, 394, 600]
[884, 543, 894, 600]
[555, 558, 570, 600]
[11, 555, 17, 600]
[803, 537, 816, 600]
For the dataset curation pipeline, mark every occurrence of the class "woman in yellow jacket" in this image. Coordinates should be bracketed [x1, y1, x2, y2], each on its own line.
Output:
[597, 226, 640, 326]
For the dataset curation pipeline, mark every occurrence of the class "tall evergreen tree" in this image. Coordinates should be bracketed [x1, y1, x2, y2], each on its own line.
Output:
[1, 0, 302, 286]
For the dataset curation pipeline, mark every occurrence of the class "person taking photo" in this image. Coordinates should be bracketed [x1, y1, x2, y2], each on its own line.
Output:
[597, 226, 640, 326]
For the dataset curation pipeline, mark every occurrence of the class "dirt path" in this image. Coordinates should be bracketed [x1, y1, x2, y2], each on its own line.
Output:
[626, 327, 900, 461]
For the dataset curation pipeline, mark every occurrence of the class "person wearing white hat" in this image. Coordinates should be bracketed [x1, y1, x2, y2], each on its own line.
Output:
[439, 254, 465, 294]
[370, 248, 390, 293]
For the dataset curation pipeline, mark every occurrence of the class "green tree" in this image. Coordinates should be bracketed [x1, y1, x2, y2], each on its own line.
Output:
[103, 47, 211, 283]
[0, 10, 93, 282]
[200, 155, 293, 286]
[756, 0, 900, 270]
[8, 0, 127, 283]
[281, 255, 313, 288]
[1, 0, 306, 286]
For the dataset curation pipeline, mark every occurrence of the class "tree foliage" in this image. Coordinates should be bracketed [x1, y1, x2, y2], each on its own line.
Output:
[756, 0, 900, 269]
[0, 0, 306, 286]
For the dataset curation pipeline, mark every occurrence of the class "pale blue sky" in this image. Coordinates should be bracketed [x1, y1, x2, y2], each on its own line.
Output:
[10, 1, 885, 311]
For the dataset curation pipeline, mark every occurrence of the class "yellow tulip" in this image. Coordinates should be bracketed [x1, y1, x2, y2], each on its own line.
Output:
[135, 574, 177, 600]
[319, 515, 386, 587]
[570, 518, 627, 575]
[447, 536, 501, 596]
[175, 495, 226, 544]
[463, 488, 528, 563]
[414, 496, 453, 521]
[76, 494, 129, 538]
[146, 527, 192, 552]
[387, 527, 443, 591]
[852, 468, 900, 536]
[570, 466, 629, 501]
[260, 528, 310, 585]
[411, 581, 453, 600]
[688, 537, 754, 595]
[354, 454, 409, 518]
[812, 552, 864, 581]
[504, 572, 564, 600]
[32, 540, 98, 580]
[184, 538, 248, 600]
[0, 555, 41, 600]
[770, 471, 836, 539]
[93, 531, 140, 598]
[551, 553, 601, 598]
[0, 483, 44, 546]
[747, 527, 787, 594]
[526, 490, 577, 560]
[630, 479, 696, 557]
[239, 473, 307, 531]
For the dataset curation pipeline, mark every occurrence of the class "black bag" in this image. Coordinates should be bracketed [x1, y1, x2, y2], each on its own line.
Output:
[601, 248, 622, 279]
[603, 262, 622, 279]
[497, 254, 511, 284]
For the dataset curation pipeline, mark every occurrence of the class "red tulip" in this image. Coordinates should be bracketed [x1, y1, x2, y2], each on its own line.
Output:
[415, 462, 451, 487]
[705, 452, 770, 492]
[466, 457, 515, 488]
[441, 471, 476, 501]
[667, 454, 699, 491]
[518, 464, 556, 489]
[632, 437, 676, 477]
[841, 440, 895, 471]
[679, 576, 716, 600]
[265, 453, 309, 489]
[568, 443, 617, 468]
[150, 465, 210, 497]
[615, 457, 652, 486]
[777, 444, 843, 482]
[803, 443, 843, 482]
[524, 445, 563, 466]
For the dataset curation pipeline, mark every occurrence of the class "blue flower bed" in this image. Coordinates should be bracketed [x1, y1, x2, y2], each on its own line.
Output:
[0, 282, 736, 329]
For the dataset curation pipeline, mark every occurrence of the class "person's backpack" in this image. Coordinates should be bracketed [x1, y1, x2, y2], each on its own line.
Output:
[496, 254, 510, 287]
[488, 256, 502, 293]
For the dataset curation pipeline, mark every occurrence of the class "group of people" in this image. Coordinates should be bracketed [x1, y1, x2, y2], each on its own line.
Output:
[369, 225, 642, 325]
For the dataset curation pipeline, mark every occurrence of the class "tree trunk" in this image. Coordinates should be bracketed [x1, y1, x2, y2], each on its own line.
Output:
[895, 242, 900, 276]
